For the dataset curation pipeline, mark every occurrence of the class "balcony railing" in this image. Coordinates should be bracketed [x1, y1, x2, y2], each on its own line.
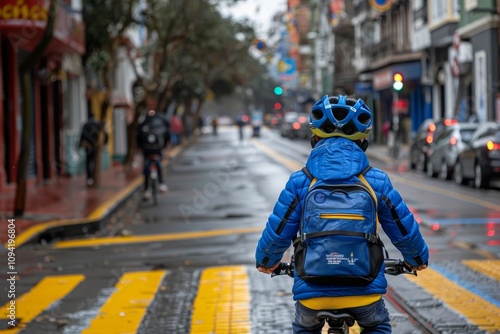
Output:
[366, 36, 412, 62]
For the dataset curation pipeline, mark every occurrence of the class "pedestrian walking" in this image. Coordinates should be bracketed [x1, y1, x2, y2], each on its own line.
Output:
[236, 115, 245, 141]
[79, 113, 108, 187]
[211, 117, 218, 136]
[170, 111, 184, 146]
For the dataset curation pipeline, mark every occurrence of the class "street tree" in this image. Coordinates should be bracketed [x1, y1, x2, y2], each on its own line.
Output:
[150, 0, 260, 133]
[123, 0, 258, 165]
[82, 0, 139, 185]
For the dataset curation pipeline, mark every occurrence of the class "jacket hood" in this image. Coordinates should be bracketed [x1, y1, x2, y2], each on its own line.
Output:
[305, 137, 369, 180]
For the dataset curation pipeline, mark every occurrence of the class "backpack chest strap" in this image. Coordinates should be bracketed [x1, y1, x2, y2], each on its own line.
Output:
[303, 230, 379, 244]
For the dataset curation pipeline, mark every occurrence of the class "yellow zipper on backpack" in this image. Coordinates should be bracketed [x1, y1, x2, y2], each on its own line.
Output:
[319, 213, 365, 220]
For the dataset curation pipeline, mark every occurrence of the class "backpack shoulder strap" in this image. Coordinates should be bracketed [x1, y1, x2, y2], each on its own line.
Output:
[360, 165, 372, 176]
[301, 167, 317, 189]
[357, 165, 382, 236]
[358, 166, 375, 204]
[301, 167, 313, 180]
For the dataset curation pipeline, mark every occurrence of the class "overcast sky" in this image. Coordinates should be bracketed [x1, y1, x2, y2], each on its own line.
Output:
[219, 0, 287, 39]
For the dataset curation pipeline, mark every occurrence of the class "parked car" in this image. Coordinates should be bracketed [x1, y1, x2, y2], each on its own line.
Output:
[454, 121, 500, 188]
[425, 122, 478, 179]
[409, 118, 458, 171]
[280, 112, 310, 139]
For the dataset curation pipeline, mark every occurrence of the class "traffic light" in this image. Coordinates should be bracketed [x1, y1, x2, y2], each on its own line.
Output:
[393, 72, 403, 91]
[274, 102, 282, 110]
[274, 86, 283, 96]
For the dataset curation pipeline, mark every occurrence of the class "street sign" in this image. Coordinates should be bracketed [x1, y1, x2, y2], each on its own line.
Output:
[277, 58, 296, 75]
[392, 98, 409, 114]
[369, 0, 392, 12]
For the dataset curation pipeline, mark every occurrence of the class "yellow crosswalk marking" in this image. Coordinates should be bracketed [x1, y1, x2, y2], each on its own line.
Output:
[82, 270, 165, 334]
[463, 260, 500, 281]
[0, 275, 84, 334]
[190, 266, 251, 333]
[406, 267, 500, 331]
[1, 262, 499, 332]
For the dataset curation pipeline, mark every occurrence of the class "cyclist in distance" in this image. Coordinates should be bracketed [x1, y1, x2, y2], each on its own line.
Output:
[255, 95, 429, 333]
[137, 109, 170, 200]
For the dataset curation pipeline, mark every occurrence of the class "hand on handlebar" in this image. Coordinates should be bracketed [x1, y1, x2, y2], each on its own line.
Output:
[406, 262, 427, 272]
[257, 263, 280, 274]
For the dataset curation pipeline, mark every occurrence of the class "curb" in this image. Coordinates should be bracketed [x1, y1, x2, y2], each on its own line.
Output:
[13, 177, 144, 248]
[9, 142, 189, 249]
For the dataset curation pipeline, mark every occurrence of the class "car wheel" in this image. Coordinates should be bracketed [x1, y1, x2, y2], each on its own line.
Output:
[454, 161, 465, 185]
[474, 163, 488, 189]
[409, 151, 416, 170]
[439, 161, 449, 180]
[416, 153, 426, 172]
[426, 160, 436, 177]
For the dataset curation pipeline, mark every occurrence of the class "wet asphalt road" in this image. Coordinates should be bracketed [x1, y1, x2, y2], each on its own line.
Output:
[1, 126, 499, 333]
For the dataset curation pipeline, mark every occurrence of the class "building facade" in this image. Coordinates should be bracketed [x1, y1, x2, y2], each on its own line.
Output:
[307, 0, 500, 145]
[0, 0, 86, 191]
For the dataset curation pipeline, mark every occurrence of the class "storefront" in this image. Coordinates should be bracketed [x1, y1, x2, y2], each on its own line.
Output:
[372, 61, 430, 142]
[0, 0, 85, 190]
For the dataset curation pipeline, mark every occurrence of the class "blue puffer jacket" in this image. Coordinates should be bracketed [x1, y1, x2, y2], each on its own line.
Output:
[255, 137, 429, 301]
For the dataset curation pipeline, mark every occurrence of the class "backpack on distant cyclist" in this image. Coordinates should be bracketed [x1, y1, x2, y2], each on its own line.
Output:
[138, 124, 165, 151]
[293, 166, 385, 286]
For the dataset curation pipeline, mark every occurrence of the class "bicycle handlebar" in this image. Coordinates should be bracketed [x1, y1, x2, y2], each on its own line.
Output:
[271, 261, 294, 278]
[383, 258, 417, 276]
[271, 258, 417, 278]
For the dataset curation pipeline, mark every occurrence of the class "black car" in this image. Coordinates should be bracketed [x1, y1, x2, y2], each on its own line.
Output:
[409, 118, 458, 171]
[454, 121, 500, 188]
[425, 122, 478, 180]
[280, 112, 310, 139]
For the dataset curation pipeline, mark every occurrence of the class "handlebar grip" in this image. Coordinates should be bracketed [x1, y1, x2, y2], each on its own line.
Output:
[402, 261, 415, 274]
[271, 262, 293, 277]
[384, 259, 417, 276]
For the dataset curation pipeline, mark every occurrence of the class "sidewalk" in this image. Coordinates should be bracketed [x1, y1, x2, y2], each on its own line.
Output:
[0, 145, 184, 248]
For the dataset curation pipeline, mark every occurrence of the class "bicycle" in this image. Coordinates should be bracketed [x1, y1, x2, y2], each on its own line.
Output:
[145, 154, 161, 206]
[271, 258, 417, 334]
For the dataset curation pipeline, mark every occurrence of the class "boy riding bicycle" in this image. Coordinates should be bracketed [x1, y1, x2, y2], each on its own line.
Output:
[255, 95, 429, 333]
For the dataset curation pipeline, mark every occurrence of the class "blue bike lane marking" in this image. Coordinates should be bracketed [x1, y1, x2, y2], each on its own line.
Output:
[428, 217, 500, 225]
[432, 263, 500, 308]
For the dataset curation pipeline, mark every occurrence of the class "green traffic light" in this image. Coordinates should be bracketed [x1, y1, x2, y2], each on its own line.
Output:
[393, 82, 403, 91]
[274, 86, 283, 95]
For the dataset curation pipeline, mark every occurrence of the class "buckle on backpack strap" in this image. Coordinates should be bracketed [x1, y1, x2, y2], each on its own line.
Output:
[365, 234, 378, 243]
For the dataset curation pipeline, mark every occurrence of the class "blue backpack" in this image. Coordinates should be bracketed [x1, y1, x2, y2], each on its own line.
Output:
[293, 166, 386, 286]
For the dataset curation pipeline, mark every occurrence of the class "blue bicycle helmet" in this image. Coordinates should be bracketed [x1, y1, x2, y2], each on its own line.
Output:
[309, 95, 372, 140]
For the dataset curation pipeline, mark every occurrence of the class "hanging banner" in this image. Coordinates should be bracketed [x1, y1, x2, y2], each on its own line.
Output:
[369, 0, 392, 12]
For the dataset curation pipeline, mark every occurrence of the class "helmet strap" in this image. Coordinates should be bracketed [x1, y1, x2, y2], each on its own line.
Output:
[358, 139, 369, 152]
[310, 135, 320, 148]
